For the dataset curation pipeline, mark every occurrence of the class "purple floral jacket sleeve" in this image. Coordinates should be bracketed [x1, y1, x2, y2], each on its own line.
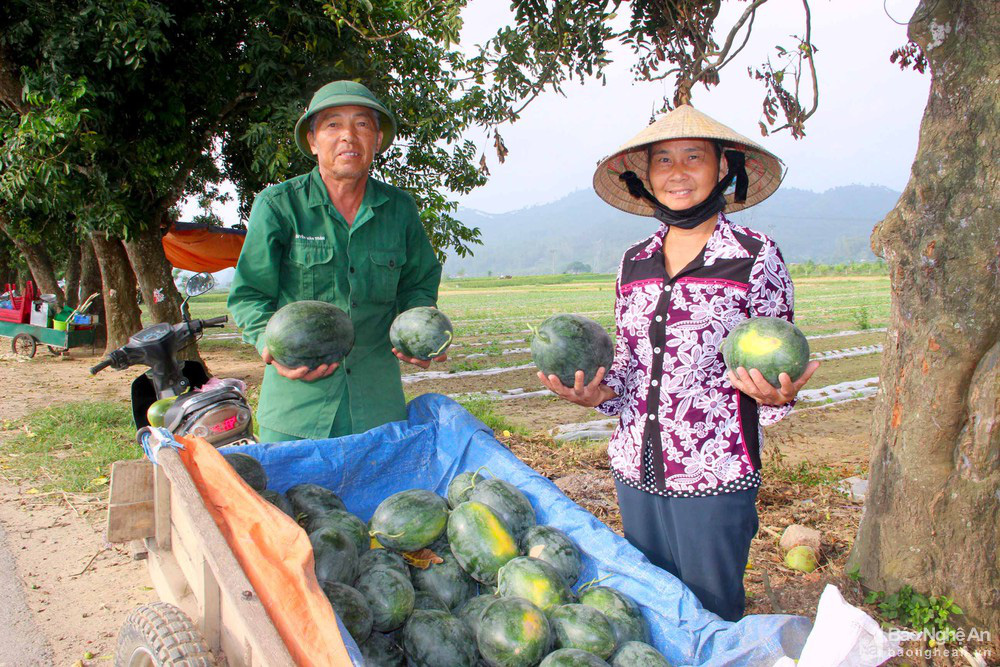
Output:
[749, 237, 797, 425]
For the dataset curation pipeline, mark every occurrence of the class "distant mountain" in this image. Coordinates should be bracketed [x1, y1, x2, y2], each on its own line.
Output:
[445, 185, 900, 277]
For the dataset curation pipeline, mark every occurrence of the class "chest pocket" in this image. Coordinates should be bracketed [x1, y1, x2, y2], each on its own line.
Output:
[368, 249, 406, 304]
[286, 240, 334, 299]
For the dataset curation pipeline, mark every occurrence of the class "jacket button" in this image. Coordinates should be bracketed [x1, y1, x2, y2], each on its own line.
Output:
[651, 379, 659, 387]
[389, 260, 395, 268]
[648, 414, 656, 421]
[351, 301, 358, 308]
[655, 315, 662, 322]
[350, 266, 355, 273]
[654, 347, 661, 354]
[345, 368, 351, 375]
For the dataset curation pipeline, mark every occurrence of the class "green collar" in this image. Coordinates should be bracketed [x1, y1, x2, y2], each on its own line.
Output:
[305, 167, 389, 212]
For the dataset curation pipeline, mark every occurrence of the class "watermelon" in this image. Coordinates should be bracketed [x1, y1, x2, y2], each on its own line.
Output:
[311, 526, 359, 585]
[531, 314, 613, 387]
[519, 525, 582, 586]
[320, 581, 373, 643]
[222, 453, 267, 492]
[722, 316, 809, 387]
[468, 478, 536, 541]
[359, 548, 409, 576]
[448, 501, 519, 585]
[496, 557, 571, 613]
[146, 395, 178, 428]
[389, 306, 454, 360]
[354, 566, 414, 632]
[577, 587, 649, 645]
[369, 489, 449, 552]
[410, 550, 477, 609]
[549, 604, 616, 659]
[455, 593, 497, 636]
[476, 597, 552, 667]
[539, 648, 611, 667]
[401, 609, 478, 667]
[263, 300, 355, 369]
[259, 489, 295, 517]
[359, 632, 405, 667]
[412, 590, 451, 612]
[286, 483, 346, 523]
[609, 641, 671, 667]
[447, 470, 485, 509]
[307, 509, 368, 556]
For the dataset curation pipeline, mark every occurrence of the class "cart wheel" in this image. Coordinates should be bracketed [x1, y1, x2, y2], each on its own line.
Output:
[12, 333, 36, 358]
[115, 602, 214, 667]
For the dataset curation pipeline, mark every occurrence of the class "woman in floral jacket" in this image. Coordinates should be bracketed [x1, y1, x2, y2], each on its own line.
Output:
[538, 105, 819, 621]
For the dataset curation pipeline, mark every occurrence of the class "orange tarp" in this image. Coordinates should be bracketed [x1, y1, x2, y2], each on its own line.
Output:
[162, 225, 245, 273]
[177, 434, 352, 666]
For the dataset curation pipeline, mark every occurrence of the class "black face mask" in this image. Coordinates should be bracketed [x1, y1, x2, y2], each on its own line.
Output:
[618, 150, 749, 230]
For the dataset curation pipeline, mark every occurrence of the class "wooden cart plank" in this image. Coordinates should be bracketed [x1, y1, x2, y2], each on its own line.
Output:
[106, 460, 155, 543]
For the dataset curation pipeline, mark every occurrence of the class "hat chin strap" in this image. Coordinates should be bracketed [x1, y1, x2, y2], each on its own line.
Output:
[619, 150, 749, 229]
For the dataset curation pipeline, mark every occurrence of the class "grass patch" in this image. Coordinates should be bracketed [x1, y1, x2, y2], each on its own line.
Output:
[455, 397, 527, 436]
[763, 458, 843, 487]
[0, 401, 138, 493]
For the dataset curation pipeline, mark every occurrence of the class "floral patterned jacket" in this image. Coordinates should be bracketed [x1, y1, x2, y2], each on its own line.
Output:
[597, 213, 795, 497]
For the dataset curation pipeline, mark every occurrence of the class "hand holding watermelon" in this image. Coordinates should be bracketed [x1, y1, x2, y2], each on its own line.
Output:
[391, 306, 453, 369]
[262, 346, 340, 381]
[537, 367, 619, 409]
[722, 317, 819, 405]
[727, 361, 819, 406]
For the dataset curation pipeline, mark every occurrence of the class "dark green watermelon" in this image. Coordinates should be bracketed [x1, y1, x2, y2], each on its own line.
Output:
[476, 597, 552, 667]
[496, 557, 571, 613]
[722, 316, 809, 387]
[354, 566, 414, 632]
[401, 609, 478, 667]
[263, 300, 355, 369]
[389, 306, 454, 360]
[549, 604, 616, 659]
[539, 648, 610, 666]
[531, 314, 613, 387]
[369, 489, 449, 552]
[447, 501, 519, 585]
[359, 548, 409, 576]
[519, 525, 582, 586]
[310, 526, 358, 585]
[447, 470, 485, 509]
[455, 593, 496, 636]
[259, 489, 294, 517]
[359, 632, 405, 667]
[286, 483, 346, 524]
[222, 452, 267, 492]
[609, 641, 671, 667]
[320, 581, 373, 644]
[577, 587, 649, 646]
[468, 478, 536, 541]
[412, 590, 450, 612]
[410, 550, 477, 610]
[307, 509, 368, 556]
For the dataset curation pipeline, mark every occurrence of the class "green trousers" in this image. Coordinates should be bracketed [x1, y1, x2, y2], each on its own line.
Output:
[257, 391, 353, 443]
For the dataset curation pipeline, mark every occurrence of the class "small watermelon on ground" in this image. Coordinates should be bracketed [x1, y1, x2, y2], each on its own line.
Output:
[286, 483, 346, 523]
[222, 452, 268, 492]
[359, 548, 409, 576]
[319, 581, 373, 644]
[722, 316, 809, 387]
[455, 593, 497, 637]
[496, 557, 571, 613]
[476, 597, 552, 667]
[468, 478, 536, 540]
[539, 648, 611, 666]
[359, 632, 405, 667]
[448, 501, 520, 585]
[401, 609, 479, 667]
[311, 526, 359, 585]
[447, 469, 485, 508]
[354, 566, 415, 632]
[531, 314, 613, 387]
[263, 300, 355, 369]
[259, 490, 294, 517]
[412, 590, 450, 612]
[410, 550, 478, 610]
[577, 587, 649, 645]
[609, 641, 671, 667]
[519, 525, 582, 586]
[369, 489, 449, 552]
[549, 604, 616, 659]
[389, 306, 454, 360]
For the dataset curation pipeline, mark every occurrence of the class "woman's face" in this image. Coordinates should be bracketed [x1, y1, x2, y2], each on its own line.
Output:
[647, 138, 727, 210]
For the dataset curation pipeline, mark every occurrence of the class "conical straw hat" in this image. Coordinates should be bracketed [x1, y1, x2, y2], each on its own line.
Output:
[593, 104, 785, 216]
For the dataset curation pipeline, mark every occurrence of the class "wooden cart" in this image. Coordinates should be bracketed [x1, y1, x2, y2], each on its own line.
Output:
[107, 448, 295, 666]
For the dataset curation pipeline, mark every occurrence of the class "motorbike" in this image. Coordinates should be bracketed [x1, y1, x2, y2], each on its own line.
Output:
[91, 272, 255, 447]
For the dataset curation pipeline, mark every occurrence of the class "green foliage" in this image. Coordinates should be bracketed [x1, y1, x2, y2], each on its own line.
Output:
[455, 397, 525, 436]
[787, 260, 889, 278]
[865, 585, 963, 640]
[850, 306, 871, 331]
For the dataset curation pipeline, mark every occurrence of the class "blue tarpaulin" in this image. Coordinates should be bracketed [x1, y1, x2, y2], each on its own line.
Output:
[224, 393, 811, 666]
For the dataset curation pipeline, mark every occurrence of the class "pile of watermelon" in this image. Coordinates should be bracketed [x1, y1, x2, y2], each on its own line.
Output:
[223, 454, 672, 667]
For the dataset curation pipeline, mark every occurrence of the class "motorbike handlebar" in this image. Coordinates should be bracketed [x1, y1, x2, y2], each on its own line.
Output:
[90, 358, 114, 375]
[202, 316, 228, 328]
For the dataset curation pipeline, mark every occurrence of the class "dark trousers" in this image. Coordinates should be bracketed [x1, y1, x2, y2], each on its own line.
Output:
[614, 480, 759, 621]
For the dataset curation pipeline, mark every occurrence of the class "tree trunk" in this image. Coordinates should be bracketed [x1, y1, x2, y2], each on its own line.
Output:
[850, 0, 1000, 634]
[79, 238, 106, 346]
[63, 240, 82, 308]
[0, 214, 65, 306]
[90, 233, 143, 353]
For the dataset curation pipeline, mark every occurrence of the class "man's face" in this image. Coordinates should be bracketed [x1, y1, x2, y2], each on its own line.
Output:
[647, 138, 726, 211]
[307, 105, 383, 181]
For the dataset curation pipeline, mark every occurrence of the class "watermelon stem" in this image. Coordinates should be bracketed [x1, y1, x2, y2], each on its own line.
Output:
[430, 330, 453, 358]
[458, 466, 493, 497]
[369, 530, 405, 539]
[576, 574, 613, 593]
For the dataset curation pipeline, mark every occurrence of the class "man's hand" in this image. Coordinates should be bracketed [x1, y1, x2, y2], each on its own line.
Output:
[537, 367, 618, 408]
[393, 348, 447, 370]
[262, 346, 339, 382]
[728, 360, 820, 406]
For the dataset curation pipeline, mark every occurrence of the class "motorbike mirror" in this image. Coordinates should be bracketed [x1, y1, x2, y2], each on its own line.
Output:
[184, 272, 215, 297]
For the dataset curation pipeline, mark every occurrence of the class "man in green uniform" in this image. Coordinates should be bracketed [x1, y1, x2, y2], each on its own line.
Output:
[228, 81, 444, 442]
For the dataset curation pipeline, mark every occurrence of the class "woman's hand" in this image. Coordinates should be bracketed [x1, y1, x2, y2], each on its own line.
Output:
[262, 346, 339, 382]
[537, 367, 618, 408]
[728, 361, 820, 406]
[393, 348, 447, 370]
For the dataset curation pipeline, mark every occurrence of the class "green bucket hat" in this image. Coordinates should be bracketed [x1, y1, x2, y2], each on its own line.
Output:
[294, 81, 397, 159]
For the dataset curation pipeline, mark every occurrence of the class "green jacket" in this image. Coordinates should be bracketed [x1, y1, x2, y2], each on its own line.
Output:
[227, 168, 441, 439]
